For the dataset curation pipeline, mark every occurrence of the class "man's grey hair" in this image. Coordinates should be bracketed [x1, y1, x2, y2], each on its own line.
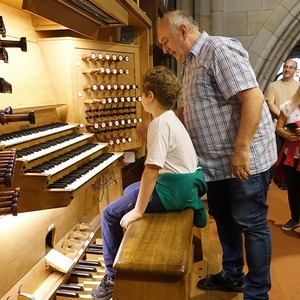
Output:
[162, 10, 199, 36]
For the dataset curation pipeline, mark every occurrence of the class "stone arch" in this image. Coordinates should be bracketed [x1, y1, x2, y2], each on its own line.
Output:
[251, 2, 300, 91]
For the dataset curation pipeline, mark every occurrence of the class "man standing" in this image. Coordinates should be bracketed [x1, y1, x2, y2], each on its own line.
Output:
[265, 59, 299, 188]
[266, 59, 299, 119]
[157, 10, 277, 300]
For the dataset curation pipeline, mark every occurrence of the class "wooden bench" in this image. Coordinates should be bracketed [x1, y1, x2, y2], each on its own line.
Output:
[113, 209, 202, 300]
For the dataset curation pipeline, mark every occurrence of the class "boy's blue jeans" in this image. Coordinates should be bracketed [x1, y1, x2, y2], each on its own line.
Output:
[101, 181, 166, 277]
[207, 170, 271, 300]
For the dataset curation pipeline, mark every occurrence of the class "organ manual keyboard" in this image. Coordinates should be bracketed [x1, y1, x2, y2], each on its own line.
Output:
[0, 113, 124, 213]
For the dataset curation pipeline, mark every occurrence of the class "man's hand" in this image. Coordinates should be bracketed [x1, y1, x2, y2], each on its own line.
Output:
[120, 209, 143, 229]
[231, 148, 252, 181]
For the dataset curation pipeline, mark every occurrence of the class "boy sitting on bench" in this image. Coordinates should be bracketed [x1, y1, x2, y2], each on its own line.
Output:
[91, 65, 207, 300]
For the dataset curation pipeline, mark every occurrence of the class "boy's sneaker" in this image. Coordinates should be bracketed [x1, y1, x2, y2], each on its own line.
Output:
[91, 274, 114, 300]
[282, 219, 300, 231]
[197, 271, 245, 292]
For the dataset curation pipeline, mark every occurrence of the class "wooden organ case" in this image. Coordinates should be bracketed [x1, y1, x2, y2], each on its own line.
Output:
[0, 0, 152, 299]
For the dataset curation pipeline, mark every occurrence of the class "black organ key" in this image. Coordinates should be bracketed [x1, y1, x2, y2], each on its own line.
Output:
[78, 260, 101, 266]
[74, 265, 97, 272]
[70, 271, 92, 278]
[88, 243, 103, 249]
[60, 283, 84, 291]
[85, 248, 103, 255]
[56, 290, 79, 298]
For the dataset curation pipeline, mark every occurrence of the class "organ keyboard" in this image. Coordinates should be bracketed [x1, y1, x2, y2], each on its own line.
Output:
[0, 122, 78, 149]
[0, 120, 124, 213]
[25, 142, 107, 175]
[17, 132, 95, 165]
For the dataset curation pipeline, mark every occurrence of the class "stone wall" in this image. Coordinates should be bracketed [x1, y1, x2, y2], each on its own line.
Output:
[177, 0, 300, 91]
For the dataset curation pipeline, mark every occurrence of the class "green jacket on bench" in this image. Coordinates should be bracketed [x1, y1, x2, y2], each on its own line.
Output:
[155, 167, 207, 228]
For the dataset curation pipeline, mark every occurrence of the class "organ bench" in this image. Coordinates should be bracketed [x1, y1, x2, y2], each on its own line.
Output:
[113, 209, 203, 300]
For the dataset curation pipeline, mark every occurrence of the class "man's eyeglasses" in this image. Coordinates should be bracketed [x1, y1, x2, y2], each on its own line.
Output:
[283, 65, 296, 70]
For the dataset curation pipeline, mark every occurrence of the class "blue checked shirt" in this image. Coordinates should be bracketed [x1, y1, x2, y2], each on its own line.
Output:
[181, 32, 277, 182]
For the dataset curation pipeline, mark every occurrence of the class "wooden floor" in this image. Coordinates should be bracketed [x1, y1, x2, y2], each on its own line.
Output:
[189, 183, 300, 300]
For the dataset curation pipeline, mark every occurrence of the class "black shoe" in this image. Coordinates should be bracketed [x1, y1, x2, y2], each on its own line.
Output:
[197, 271, 245, 292]
[91, 274, 114, 300]
[279, 184, 288, 190]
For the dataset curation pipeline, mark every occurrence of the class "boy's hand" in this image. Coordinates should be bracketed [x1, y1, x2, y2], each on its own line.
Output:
[120, 209, 143, 228]
[132, 123, 149, 140]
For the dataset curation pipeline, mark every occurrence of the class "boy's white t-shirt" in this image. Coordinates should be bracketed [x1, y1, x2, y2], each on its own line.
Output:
[145, 110, 198, 174]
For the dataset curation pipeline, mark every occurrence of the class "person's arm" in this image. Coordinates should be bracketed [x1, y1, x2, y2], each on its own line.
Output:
[265, 83, 280, 117]
[266, 98, 280, 117]
[120, 164, 160, 228]
[232, 87, 264, 181]
[276, 111, 300, 141]
[132, 117, 150, 140]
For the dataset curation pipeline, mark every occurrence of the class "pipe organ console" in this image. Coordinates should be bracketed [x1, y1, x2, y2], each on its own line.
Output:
[0, 0, 152, 299]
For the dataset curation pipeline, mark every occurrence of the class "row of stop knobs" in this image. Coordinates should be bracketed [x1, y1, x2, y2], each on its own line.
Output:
[85, 117, 142, 129]
[82, 67, 130, 75]
[82, 53, 130, 62]
[83, 83, 138, 91]
[84, 97, 141, 105]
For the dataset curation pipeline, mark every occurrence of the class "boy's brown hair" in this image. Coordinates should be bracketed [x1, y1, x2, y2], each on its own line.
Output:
[141, 65, 181, 110]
